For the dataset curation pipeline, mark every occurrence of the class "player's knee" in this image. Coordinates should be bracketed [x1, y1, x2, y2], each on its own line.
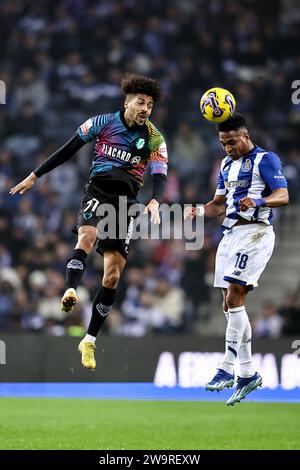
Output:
[103, 266, 120, 289]
[77, 230, 96, 253]
[226, 295, 238, 309]
[226, 285, 244, 309]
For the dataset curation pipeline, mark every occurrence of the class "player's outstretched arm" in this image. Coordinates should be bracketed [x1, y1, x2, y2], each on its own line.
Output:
[184, 195, 226, 220]
[9, 134, 86, 196]
[204, 195, 226, 217]
[10, 172, 37, 195]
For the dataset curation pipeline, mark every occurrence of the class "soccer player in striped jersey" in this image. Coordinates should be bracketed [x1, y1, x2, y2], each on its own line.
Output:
[184, 113, 288, 405]
[10, 73, 168, 370]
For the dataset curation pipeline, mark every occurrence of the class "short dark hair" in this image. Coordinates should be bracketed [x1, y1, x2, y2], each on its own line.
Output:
[121, 73, 161, 102]
[217, 113, 248, 132]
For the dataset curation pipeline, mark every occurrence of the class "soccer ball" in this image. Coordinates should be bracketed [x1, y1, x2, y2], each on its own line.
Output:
[200, 87, 236, 123]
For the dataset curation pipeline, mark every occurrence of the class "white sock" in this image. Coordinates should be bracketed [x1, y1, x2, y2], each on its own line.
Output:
[238, 318, 255, 377]
[222, 306, 247, 375]
[224, 310, 254, 377]
[224, 311, 229, 322]
[83, 334, 96, 344]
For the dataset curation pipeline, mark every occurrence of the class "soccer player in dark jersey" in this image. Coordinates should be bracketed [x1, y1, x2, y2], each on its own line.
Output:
[10, 73, 168, 370]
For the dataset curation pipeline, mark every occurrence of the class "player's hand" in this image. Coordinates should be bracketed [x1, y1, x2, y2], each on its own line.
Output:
[239, 197, 256, 212]
[9, 172, 37, 195]
[144, 199, 160, 224]
[183, 206, 197, 220]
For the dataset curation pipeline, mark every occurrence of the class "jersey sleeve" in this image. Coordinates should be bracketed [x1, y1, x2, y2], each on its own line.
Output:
[259, 152, 288, 190]
[215, 170, 226, 196]
[147, 122, 168, 176]
[76, 114, 114, 142]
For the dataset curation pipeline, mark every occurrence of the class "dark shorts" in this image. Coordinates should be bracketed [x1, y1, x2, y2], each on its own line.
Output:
[74, 179, 138, 260]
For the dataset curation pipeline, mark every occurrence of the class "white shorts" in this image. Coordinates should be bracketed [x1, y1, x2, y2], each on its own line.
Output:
[214, 223, 275, 289]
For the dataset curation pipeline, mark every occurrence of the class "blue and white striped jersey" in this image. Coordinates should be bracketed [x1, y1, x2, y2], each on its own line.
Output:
[215, 145, 288, 229]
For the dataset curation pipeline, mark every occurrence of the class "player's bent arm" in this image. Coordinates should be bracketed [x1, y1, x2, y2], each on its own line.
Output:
[151, 173, 166, 203]
[143, 199, 160, 224]
[239, 188, 289, 211]
[203, 195, 226, 217]
[146, 172, 167, 225]
[262, 188, 289, 207]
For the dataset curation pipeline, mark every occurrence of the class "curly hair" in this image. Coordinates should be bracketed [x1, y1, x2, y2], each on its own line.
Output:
[217, 113, 248, 132]
[121, 73, 161, 102]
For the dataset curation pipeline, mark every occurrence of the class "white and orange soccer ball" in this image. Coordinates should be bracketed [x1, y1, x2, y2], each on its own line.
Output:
[200, 87, 236, 123]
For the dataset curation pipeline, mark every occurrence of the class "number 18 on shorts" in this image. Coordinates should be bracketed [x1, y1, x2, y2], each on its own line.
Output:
[214, 224, 275, 289]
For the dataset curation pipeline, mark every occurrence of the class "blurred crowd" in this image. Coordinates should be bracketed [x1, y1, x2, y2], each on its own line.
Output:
[1, 0, 300, 336]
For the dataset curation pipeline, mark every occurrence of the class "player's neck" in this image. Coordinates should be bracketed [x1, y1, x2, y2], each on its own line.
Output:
[232, 142, 255, 160]
[123, 110, 137, 128]
[243, 142, 255, 156]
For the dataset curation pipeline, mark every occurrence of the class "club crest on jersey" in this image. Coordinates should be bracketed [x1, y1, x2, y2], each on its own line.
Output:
[241, 159, 252, 172]
[135, 138, 145, 149]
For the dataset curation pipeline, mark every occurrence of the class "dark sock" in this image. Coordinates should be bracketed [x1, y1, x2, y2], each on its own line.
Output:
[65, 248, 87, 289]
[87, 286, 117, 337]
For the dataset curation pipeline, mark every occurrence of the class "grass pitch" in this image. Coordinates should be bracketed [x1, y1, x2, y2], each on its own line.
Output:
[0, 398, 299, 450]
